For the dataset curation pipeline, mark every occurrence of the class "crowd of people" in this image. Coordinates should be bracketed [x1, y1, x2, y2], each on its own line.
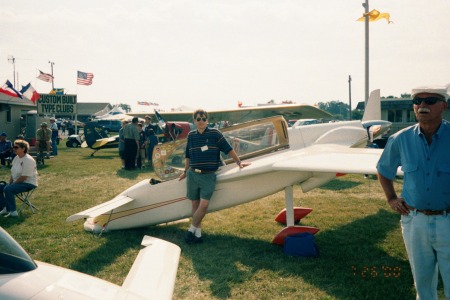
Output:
[119, 115, 159, 170]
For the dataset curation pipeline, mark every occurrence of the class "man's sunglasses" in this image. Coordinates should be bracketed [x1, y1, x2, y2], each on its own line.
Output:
[412, 97, 445, 105]
[196, 117, 207, 122]
[13, 146, 20, 149]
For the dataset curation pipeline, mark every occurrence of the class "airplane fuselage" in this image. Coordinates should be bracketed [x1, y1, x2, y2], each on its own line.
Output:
[73, 120, 379, 233]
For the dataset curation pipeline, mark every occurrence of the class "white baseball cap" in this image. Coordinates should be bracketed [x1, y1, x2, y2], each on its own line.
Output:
[411, 84, 449, 101]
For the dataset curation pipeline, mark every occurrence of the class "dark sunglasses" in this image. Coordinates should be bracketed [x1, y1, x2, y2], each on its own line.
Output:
[13, 146, 20, 149]
[412, 97, 445, 105]
[196, 117, 207, 122]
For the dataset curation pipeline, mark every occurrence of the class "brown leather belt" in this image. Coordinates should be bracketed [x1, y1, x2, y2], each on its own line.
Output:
[407, 205, 450, 216]
[191, 168, 216, 174]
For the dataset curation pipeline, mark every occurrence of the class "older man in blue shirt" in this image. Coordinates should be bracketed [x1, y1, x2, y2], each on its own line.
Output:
[377, 85, 450, 300]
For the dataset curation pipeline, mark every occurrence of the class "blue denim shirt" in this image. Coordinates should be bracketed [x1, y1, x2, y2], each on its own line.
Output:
[377, 120, 450, 210]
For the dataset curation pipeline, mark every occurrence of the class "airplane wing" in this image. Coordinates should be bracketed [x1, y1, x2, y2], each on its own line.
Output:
[129, 104, 332, 124]
[273, 145, 383, 175]
[91, 136, 118, 148]
[122, 236, 181, 300]
[66, 195, 134, 222]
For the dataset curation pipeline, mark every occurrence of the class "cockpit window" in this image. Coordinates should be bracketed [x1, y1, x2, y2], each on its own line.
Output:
[152, 116, 289, 181]
[0, 227, 37, 274]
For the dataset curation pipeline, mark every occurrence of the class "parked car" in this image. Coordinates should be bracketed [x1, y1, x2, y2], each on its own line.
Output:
[91, 120, 122, 133]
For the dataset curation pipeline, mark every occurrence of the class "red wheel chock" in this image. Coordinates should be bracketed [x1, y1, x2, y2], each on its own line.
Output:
[275, 207, 313, 225]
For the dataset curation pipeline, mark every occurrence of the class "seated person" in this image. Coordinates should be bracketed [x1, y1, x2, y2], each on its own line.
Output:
[0, 132, 13, 167]
[0, 140, 38, 218]
[36, 122, 52, 157]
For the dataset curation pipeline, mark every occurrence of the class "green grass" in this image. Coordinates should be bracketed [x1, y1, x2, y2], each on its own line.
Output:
[0, 142, 441, 299]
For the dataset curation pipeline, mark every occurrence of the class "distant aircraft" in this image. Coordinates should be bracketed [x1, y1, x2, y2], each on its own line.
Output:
[130, 103, 332, 124]
[81, 122, 120, 156]
[0, 227, 180, 299]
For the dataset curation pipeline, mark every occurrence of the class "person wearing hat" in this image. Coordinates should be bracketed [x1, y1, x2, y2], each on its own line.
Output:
[49, 118, 59, 156]
[377, 85, 450, 299]
[0, 132, 13, 168]
[36, 122, 52, 157]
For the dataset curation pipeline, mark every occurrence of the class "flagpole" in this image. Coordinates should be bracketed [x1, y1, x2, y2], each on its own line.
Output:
[7, 56, 16, 88]
[49, 61, 55, 90]
[348, 75, 352, 121]
[362, 0, 369, 105]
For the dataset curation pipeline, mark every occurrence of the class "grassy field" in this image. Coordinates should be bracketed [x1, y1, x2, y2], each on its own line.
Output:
[0, 142, 441, 299]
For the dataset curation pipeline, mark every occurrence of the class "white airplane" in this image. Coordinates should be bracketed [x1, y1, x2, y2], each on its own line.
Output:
[130, 103, 332, 124]
[0, 227, 180, 299]
[67, 91, 392, 244]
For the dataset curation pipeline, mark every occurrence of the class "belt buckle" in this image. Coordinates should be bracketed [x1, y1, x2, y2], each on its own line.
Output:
[194, 168, 202, 174]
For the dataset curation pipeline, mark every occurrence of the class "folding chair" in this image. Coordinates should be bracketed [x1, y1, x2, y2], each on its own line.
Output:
[16, 187, 38, 214]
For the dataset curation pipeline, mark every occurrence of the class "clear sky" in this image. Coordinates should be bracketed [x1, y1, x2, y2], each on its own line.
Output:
[1, 0, 449, 112]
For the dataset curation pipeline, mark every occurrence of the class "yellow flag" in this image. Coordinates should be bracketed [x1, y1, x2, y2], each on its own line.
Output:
[357, 9, 392, 23]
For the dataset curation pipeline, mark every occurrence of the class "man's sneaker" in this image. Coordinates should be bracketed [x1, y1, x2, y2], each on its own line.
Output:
[184, 231, 195, 244]
[4, 211, 18, 218]
[0, 207, 7, 215]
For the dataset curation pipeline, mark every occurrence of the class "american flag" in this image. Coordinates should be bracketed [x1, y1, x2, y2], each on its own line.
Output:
[77, 71, 94, 85]
[37, 70, 54, 82]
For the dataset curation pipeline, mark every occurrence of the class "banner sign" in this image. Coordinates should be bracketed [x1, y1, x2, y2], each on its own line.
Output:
[37, 94, 77, 114]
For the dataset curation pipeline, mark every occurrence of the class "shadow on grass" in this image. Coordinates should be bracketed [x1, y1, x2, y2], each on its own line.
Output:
[179, 209, 413, 299]
[68, 227, 149, 275]
[320, 178, 363, 191]
[115, 169, 148, 179]
[81, 154, 118, 160]
[67, 210, 414, 299]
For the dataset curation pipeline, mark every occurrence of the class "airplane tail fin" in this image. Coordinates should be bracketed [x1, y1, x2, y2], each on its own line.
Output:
[362, 89, 381, 122]
[83, 122, 107, 147]
[122, 235, 181, 300]
[154, 110, 167, 130]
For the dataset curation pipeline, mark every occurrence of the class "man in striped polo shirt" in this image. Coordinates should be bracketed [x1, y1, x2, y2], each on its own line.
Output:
[179, 109, 250, 244]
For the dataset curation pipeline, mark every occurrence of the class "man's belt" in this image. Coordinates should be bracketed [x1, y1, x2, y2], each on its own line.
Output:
[407, 205, 450, 216]
[191, 168, 216, 174]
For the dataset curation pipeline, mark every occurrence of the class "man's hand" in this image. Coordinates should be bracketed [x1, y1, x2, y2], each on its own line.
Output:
[388, 197, 409, 215]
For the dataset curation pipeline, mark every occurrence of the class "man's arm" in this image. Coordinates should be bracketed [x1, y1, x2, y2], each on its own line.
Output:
[227, 149, 251, 168]
[378, 172, 409, 215]
[178, 158, 190, 181]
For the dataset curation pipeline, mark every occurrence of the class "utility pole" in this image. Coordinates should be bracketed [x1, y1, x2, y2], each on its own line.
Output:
[348, 75, 352, 120]
[7, 55, 16, 88]
[49, 61, 55, 89]
[362, 0, 369, 105]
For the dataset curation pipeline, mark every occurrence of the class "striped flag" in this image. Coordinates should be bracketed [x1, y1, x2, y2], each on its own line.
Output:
[77, 71, 94, 85]
[0, 80, 22, 98]
[20, 83, 40, 104]
[37, 70, 54, 82]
